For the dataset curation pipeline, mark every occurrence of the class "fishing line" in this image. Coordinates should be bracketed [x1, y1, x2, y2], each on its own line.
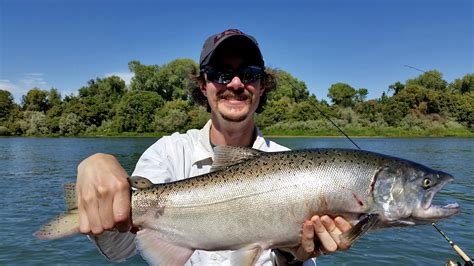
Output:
[283, 70, 471, 264]
[404, 64, 472, 264]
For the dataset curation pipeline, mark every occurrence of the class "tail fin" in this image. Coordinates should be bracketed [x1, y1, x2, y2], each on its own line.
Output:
[34, 211, 80, 240]
[34, 183, 80, 240]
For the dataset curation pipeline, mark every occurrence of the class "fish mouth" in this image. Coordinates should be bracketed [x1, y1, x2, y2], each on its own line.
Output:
[414, 202, 460, 222]
[412, 172, 460, 222]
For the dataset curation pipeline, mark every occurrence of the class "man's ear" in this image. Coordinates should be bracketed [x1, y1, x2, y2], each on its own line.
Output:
[259, 80, 265, 96]
[200, 81, 207, 96]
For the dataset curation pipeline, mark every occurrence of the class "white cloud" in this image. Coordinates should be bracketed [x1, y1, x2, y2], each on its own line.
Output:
[0, 73, 50, 103]
[20, 73, 48, 87]
[0, 79, 16, 91]
[0, 79, 26, 102]
[105, 71, 134, 85]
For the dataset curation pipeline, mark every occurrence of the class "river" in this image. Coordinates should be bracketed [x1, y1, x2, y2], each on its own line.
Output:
[0, 137, 472, 265]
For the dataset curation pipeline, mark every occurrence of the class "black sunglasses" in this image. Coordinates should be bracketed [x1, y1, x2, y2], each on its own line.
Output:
[202, 66, 264, 85]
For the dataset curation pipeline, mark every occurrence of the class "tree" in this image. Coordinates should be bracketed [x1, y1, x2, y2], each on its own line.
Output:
[77, 76, 126, 127]
[388, 81, 405, 96]
[354, 88, 368, 103]
[129, 59, 198, 101]
[327, 83, 356, 107]
[155, 59, 198, 101]
[289, 96, 322, 121]
[154, 100, 191, 133]
[267, 69, 309, 102]
[129, 60, 160, 92]
[0, 90, 15, 120]
[115, 91, 164, 132]
[59, 113, 86, 135]
[22, 88, 50, 112]
[47, 88, 62, 107]
[406, 70, 448, 91]
[452, 73, 474, 94]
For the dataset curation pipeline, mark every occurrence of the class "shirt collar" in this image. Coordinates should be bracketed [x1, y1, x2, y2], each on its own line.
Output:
[192, 120, 214, 165]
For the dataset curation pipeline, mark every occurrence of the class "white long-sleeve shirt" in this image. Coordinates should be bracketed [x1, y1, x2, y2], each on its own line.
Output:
[92, 120, 314, 265]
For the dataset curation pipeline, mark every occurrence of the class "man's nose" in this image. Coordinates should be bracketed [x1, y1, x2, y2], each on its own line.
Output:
[226, 76, 244, 89]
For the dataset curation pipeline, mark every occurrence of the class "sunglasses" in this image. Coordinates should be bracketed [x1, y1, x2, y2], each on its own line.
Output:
[202, 66, 264, 85]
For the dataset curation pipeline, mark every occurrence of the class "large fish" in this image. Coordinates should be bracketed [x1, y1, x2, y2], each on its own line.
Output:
[35, 147, 460, 265]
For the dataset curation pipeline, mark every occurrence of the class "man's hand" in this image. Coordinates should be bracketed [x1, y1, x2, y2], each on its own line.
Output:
[76, 153, 131, 235]
[278, 215, 352, 263]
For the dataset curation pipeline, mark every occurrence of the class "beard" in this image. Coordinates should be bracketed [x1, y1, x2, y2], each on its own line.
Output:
[217, 90, 254, 122]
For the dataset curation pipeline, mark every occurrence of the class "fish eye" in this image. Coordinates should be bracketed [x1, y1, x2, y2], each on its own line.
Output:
[422, 178, 433, 188]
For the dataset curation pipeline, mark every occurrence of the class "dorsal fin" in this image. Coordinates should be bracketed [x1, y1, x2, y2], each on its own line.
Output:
[211, 146, 263, 172]
[128, 176, 154, 189]
[63, 183, 77, 211]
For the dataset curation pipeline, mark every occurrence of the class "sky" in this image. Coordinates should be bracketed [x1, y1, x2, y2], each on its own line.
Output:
[0, 0, 472, 103]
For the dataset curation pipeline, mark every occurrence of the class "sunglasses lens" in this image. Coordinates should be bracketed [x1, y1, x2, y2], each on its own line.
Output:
[205, 69, 231, 84]
[204, 66, 263, 85]
[239, 66, 263, 83]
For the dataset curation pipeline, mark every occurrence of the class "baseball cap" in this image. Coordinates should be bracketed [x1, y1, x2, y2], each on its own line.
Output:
[199, 29, 264, 70]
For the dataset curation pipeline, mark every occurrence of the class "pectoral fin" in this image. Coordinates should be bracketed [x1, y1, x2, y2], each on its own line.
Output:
[135, 229, 194, 266]
[339, 213, 379, 246]
[230, 246, 263, 266]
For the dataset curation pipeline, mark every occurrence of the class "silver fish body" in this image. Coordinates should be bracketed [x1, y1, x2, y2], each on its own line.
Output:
[36, 147, 460, 265]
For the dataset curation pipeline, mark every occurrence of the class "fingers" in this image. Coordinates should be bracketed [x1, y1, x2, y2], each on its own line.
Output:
[76, 153, 131, 236]
[312, 215, 338, 253]
[334, 216, 353, 250]
[283, 220, 317, 261]
[113, 181, 132, 232]
[301, 220, 315, 253]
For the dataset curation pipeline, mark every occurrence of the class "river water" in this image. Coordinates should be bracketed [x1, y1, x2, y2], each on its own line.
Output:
[0, 137, 472, 265]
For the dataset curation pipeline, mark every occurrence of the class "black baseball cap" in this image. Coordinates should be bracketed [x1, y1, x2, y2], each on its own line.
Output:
[199, 29, 264, 70]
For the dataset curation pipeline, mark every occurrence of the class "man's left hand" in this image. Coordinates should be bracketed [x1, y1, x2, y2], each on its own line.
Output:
[279, 215, 352, 262]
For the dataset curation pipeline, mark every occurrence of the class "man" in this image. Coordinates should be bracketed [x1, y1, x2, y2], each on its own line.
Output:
[76, 29, 351, 265]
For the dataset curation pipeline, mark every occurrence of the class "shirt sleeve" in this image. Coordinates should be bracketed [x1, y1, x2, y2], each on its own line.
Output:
[131, 136, 180, 183]
[90, 136, 183, 262]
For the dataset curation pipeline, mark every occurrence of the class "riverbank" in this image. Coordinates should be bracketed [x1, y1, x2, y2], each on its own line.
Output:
[3, 127, 472, 138]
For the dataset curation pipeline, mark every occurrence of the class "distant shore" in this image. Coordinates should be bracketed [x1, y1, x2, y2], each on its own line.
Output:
[3, 128, 472, 138]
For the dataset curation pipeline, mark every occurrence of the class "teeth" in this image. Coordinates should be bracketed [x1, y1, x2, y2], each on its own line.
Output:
[443, 203, 459, 208]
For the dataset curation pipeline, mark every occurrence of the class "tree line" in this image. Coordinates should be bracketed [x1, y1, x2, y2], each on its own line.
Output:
[0, 59, 472, 137]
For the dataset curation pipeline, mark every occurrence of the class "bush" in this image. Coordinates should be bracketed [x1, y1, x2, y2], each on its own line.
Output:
[0, 126, 10, 136]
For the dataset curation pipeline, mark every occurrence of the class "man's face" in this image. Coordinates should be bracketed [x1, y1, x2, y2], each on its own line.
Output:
[201, 55, 264, 123]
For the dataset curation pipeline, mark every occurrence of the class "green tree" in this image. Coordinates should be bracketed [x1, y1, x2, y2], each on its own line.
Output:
[22, 88, 50, 112]
[354, 88, 368, 103]
[77, 76, 126, 127]
[406, 70, 447, 91]
[267, 69, 309, 102]
[154, 100, 191, 133]
[155, 59, 198, 101]
[129, 59, 198, 101]
[0, 90, 15, 121]
[187, 105, 210, 129]
[115, 91, 164, 132]
[451, 73, 474, 94]
[327, 83, 356, 107]
[289, 96, 322, 121]
[256, 98, 292, 128]
[59, 113, 86, 135]
[388, 81, 405, 95]
[47, 88, 62, 107]
[129, 60, 160, 92]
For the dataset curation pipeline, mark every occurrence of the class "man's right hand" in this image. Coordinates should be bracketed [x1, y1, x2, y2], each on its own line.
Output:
[76, 153, 131, 235]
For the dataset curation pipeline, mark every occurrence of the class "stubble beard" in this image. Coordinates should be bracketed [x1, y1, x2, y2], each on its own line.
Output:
[221, 112, 249, 123]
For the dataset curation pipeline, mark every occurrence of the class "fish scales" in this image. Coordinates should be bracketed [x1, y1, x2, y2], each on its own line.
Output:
[131, 149, 384, 250]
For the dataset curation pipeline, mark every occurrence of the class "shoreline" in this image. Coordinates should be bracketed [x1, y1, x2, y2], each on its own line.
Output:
[2, 133, 473, 138]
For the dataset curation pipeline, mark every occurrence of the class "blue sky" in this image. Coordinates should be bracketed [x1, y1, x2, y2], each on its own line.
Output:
[1, 0, 472, 103]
